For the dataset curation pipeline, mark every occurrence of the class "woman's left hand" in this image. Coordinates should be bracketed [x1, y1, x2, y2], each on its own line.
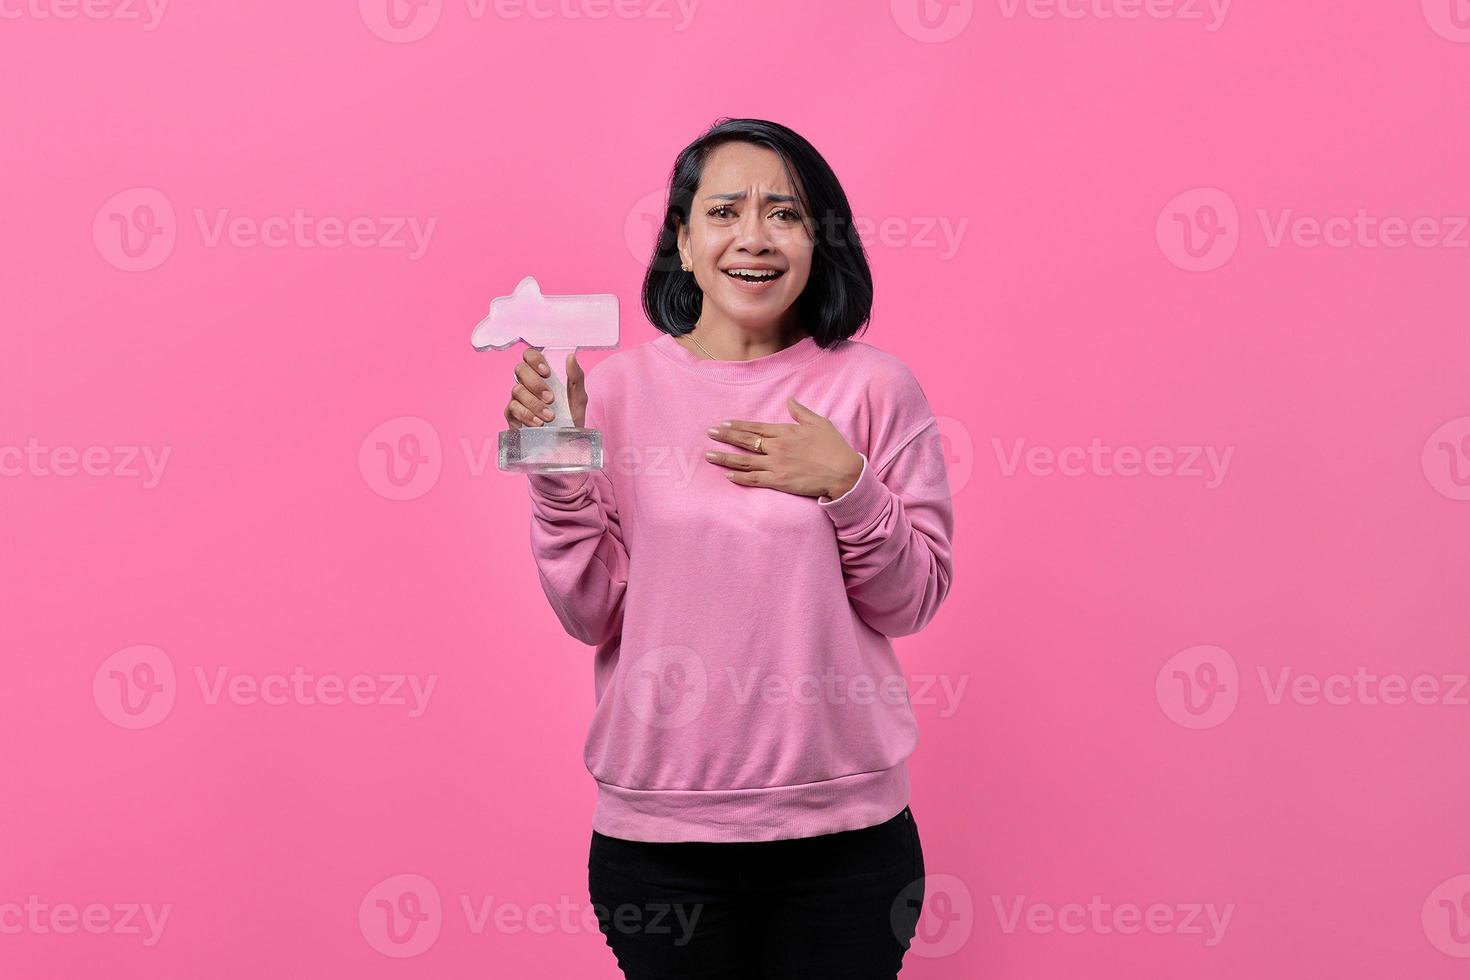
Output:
[705, 397, 865, 500]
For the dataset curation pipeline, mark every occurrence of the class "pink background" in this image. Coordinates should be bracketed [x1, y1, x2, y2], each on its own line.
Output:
[3, 1, 1470, 977]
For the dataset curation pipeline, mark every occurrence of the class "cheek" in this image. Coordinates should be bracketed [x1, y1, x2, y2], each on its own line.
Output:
[694, 225, 735, 258]
[786, 252, 815, 288]
[784, 238, 815, 271]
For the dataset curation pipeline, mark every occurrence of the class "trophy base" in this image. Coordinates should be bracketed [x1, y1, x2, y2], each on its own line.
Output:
[498, 426, 603, 473]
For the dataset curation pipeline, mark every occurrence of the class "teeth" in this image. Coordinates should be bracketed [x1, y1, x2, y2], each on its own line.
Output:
[726, 269, 780, 280]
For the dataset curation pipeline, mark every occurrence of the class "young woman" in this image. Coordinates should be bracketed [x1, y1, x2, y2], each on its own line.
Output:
[503, 118, 955, 979]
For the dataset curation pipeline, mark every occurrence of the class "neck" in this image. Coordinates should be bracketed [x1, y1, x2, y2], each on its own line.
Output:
[683, 313, 806, 361]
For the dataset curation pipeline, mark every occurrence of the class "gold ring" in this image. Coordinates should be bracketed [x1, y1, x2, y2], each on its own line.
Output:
[754, 436, 763, 453]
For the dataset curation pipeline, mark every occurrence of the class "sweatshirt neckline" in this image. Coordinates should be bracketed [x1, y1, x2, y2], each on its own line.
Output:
[652, 331, 823, 384]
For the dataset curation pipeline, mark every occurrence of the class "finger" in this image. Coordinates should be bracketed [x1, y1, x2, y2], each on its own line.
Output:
[523, 348, 551, 379]
[787, 397, 823, 423]
[705, 427, 769, 454]
[720, 417, 787, 437]
[563, 350, 584, 388]
[717, 419, 784, 437]
[703, 450, 770, 471]
[505, 399, 547, 428]
[723, 468, 768, 486]
[515, 362, 554, 403]
[513, 380, 556, 422]
[705, 431, 758, 455]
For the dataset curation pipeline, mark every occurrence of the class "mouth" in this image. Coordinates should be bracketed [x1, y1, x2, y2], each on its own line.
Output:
[721, 267, 786, 291]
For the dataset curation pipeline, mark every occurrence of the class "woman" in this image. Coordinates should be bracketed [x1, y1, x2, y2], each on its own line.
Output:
[503, 118, 955, 979]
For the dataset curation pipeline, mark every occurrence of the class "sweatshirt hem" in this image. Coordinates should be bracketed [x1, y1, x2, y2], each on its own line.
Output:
[590, 763, 911, 843]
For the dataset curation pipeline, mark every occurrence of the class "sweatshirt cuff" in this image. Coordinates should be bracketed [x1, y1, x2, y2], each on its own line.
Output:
[817, 453, 887, 530]
[527, 470, 593, 501]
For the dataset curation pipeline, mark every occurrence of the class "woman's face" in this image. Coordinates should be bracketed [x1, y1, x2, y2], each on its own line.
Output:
[676, 141, 815, 333]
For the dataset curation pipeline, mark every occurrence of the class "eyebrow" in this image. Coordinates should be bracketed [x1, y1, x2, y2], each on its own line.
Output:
[704, 191, 801, 205]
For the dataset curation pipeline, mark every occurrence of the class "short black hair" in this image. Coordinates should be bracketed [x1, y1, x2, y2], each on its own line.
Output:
[640, 118, 873, 348]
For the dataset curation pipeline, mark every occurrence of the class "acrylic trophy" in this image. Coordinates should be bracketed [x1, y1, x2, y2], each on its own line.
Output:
[471, 275, 618, 473]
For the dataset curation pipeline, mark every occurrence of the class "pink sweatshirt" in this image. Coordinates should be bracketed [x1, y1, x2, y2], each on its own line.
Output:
[526, 331, 954, 843]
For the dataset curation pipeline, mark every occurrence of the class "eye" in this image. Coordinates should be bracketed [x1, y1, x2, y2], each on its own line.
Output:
[707, 204, 801, 221]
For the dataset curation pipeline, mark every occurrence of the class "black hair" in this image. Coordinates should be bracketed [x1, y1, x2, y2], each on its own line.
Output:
[640, 118, 873, 348]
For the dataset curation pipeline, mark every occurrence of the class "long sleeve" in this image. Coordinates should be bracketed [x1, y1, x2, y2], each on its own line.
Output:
[817, 392, 955, 639]
[526, 382, 629, 646]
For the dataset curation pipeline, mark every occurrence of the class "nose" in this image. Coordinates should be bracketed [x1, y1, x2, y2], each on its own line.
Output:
[732, 201, 775, 255]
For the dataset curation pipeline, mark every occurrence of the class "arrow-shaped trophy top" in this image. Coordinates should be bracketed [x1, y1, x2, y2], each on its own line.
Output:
[471, 275, 620, 353]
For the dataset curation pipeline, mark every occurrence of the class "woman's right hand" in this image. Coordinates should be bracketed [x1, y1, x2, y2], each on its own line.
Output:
[505, 348, 586, 429]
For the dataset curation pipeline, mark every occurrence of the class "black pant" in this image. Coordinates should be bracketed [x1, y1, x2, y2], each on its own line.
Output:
[587, 805, 925, 979]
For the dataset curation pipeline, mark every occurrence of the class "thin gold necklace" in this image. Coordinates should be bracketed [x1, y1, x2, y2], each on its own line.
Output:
[687, 330, 719, 360]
